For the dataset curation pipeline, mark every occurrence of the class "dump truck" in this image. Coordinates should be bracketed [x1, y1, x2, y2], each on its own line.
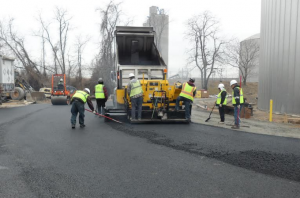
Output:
[105, 26, 188, 123]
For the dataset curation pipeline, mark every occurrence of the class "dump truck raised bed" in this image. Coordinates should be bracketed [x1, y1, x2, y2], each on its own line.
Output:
[105, 26, 188, 123]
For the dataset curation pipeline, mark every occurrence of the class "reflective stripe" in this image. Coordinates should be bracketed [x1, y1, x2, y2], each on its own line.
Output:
[232, 88, 244, 104]
[95, 84, 105, 99]
[179, 83, 196, 101]
[72, 90, 89, 103]
[130, 80, 143, 97]
[216, 90, 227, 105]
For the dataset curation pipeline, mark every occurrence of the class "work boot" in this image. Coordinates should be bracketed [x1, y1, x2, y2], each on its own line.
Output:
[80, 124, 86, 128]
[231, 125, 240, 129]
[218, 121, 225, 124]
[72, 124, 75, 129]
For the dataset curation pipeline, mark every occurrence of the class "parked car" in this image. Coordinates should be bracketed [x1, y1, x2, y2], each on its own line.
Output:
[39, 88, 52, 98]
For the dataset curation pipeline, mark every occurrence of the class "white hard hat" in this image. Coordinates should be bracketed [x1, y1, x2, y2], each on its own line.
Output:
[60, 78, 63, 81]
[98, 78, 103, 83]
[84, 88, 90, 94]
[218, 83, 225, 89]
[128, 73, 135, 78]
[230, 80, 238, 86]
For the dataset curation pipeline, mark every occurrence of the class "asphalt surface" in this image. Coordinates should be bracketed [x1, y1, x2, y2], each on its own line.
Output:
[1, 103, 300, 197]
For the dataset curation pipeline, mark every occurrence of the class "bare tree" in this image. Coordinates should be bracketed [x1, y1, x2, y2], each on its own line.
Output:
[37, 7, 71, 74]
[66, 53, 77, 85]
[226, 39, 260, 85]
[186, 11, 227, 90]
[40, 29, 47, 77]
[91, 1, 122, 93]
[75, 35, 90, 89]
[0, 18, 43, 90]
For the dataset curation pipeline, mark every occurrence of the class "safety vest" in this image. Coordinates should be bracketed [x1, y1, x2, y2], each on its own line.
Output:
[179, 83, 196, 101]
[232, 87, 244, 105]
[130, 80, 143, 97]
[216, 90, 227, 105]
[72, 90, 89, 103]
[95, 84, 105, 99]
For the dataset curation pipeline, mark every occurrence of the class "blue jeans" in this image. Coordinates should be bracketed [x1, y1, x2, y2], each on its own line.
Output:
[175, 96, 191, 119]
[131, 96, 143, 119]
[234, 105, 243, 126]
[71, 101, 85, 125]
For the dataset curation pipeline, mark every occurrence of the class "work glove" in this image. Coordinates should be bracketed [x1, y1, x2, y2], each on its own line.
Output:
[93, 110, 96, 114]
[219, 104, 222, 107]
[237, 105, 240, 108]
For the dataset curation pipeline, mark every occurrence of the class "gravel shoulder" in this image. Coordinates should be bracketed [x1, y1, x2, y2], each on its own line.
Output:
[192, 105, 300, 139]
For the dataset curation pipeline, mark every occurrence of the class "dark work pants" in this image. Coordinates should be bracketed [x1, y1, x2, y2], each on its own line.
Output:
[96, 99, 106, 115]
[218, 105, 225, 122]
[71, 100, 85, 125]
[175, 96, 192, 119]
[131, 96, 143, 119]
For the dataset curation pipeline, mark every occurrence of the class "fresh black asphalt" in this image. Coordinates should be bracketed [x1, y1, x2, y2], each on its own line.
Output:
[0, 103, 300, 197]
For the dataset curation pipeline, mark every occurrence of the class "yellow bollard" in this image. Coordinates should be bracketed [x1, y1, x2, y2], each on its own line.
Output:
[269, 99, 273, 122]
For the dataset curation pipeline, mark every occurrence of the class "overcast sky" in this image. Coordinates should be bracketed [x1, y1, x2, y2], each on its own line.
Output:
[0, 0, 261, 77]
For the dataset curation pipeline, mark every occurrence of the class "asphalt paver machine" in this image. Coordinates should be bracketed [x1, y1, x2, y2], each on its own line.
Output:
[105, 26, 189, 123]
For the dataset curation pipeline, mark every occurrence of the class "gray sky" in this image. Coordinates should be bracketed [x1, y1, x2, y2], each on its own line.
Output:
[0, 0, 261, 77]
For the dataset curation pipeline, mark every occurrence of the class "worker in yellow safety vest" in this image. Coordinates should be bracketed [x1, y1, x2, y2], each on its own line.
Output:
[127, 73, 143, 121]
[70, 88, 95, 129]
[216, 83, 227, 124]
[175, 78, 197, 122]
[230, 79, 244, 129]
[95, 78, 108, 116]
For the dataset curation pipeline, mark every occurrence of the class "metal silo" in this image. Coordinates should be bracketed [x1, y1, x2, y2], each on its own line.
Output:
[259, 0, 300, 115]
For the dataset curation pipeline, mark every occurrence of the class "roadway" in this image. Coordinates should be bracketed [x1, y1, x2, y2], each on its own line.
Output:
[0, 103, 300, 197]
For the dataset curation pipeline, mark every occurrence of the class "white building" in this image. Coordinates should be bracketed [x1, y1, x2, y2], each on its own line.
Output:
[240, 33, 260, 83]
[259, 0, 300, 115]
[143, 6, 169, 67]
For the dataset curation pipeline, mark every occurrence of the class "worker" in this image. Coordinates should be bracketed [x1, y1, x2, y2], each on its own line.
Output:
[58, 78, 63, 85]
[70, 88, 95, 129]
[230, 80, 244, 129]
[175, 78, 197, 122]
[95, 78, 108, 116]
[127, 73, 143, 121]
[57, 78, 64, 90]
[216, 83, 227, 124]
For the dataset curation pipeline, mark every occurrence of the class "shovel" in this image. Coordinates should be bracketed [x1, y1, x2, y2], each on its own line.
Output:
[205, 104, 216, 122]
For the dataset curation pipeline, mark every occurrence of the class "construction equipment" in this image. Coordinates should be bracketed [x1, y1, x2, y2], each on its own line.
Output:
[51, 74, 76, 105]
[105, 26, 188, 123]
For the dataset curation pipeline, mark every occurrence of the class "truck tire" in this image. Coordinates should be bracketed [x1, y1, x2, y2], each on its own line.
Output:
[10, 87, 25, 100]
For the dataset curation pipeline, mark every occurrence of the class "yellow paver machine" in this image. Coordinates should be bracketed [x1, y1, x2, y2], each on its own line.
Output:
[105, 26, 189, 123]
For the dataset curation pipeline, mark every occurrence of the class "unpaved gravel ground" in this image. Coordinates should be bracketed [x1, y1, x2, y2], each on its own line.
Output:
[193, 99, 300, 139]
